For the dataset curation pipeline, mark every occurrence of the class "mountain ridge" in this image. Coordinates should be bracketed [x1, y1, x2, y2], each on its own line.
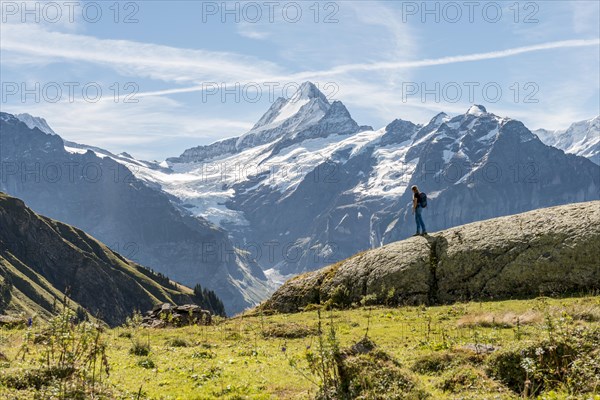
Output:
[0, 192, 199, 326]
[534, 115, 600, 165]
[14, 113, 56, 135]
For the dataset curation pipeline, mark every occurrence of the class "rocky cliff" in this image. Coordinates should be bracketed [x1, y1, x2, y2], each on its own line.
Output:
[262, 201, 600, 313]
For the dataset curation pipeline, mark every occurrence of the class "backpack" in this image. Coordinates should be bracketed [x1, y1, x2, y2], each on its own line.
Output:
[418, 192, 427, 208]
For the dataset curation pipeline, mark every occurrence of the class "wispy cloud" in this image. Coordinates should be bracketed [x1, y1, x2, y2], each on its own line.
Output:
[1, 23, 282, 83]
[237, 23, 271, 40]
[3, 96, 254, 160]
[2, 2, 597, 158]
[6, 17, 595, 100]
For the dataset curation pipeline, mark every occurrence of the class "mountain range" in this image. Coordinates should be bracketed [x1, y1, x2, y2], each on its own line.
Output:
[0, 113, 270, 315]
[534, 116, 600, 165]
[2, 81, 598, 313]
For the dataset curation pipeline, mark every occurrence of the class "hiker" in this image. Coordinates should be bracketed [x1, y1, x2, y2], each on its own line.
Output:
[411, 185, 427, 236]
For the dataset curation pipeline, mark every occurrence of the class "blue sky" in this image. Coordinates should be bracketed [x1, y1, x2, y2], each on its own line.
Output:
[1, 0, 599, 160]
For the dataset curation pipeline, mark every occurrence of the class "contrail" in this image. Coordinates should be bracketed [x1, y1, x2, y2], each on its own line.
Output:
[135, 38, 600, 99]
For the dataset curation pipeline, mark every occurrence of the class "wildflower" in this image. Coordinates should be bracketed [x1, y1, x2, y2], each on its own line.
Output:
[520, 357, 535, 374]
[535, 347, 545, 356]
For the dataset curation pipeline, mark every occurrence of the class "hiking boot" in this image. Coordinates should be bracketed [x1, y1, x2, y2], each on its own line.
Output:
[422, 232, 428, 236]
[412, 233, 421, 237]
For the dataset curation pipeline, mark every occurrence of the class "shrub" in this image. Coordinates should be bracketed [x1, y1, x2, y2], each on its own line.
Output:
[411, 352, 457, 375]
[437, 365, 490, 393]
[191, 350, 215, 359]
[137, 358, 155, 369]
[340, 348, 429, 400]
[359, 294, 379, 307]
[168, 338, 189, 347]
[293, 310, 430, 399]
[262, 322, 317, 339]
[302, 303, 322, 312]
[2, 365, 75, 390]
[129, 340, 150, 356]
[124, 310, 144, 329]
[486, 324, 600, 396]
[325, 286, 352, 309]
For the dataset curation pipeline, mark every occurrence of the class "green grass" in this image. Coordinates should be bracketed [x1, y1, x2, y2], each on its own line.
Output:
[1, 295, 599, 399]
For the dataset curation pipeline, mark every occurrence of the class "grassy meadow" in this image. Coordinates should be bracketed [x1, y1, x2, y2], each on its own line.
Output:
[1, 295, 599, 399]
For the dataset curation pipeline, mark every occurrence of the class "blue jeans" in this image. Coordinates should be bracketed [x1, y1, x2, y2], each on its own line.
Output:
[415, 206, 426, 233]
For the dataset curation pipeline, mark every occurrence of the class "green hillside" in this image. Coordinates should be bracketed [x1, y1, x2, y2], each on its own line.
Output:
[0, 192, 196, 326]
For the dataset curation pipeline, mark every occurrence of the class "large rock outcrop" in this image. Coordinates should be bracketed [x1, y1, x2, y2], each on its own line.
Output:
[141, 303, 212, 328]
[262, 201, 600, 313]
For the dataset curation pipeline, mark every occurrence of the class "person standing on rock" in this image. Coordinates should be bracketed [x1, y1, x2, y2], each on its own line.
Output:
[411, 185, 427, 236]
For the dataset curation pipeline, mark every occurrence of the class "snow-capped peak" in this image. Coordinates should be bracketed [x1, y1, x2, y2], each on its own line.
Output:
[564, 115, 600, 142]
[430, 112, 450, 125]
[466, 105, 487, 116]
[15, 113, 56, 135]
[250, 97, 287, 130]
[269, 96, 311, 125]
[250, 81, 330, 132]
[0, 112, 19, 124]
[290, 81, 329, 103]
[534, 115, 600, 165]
[168, 82, 360, 164]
